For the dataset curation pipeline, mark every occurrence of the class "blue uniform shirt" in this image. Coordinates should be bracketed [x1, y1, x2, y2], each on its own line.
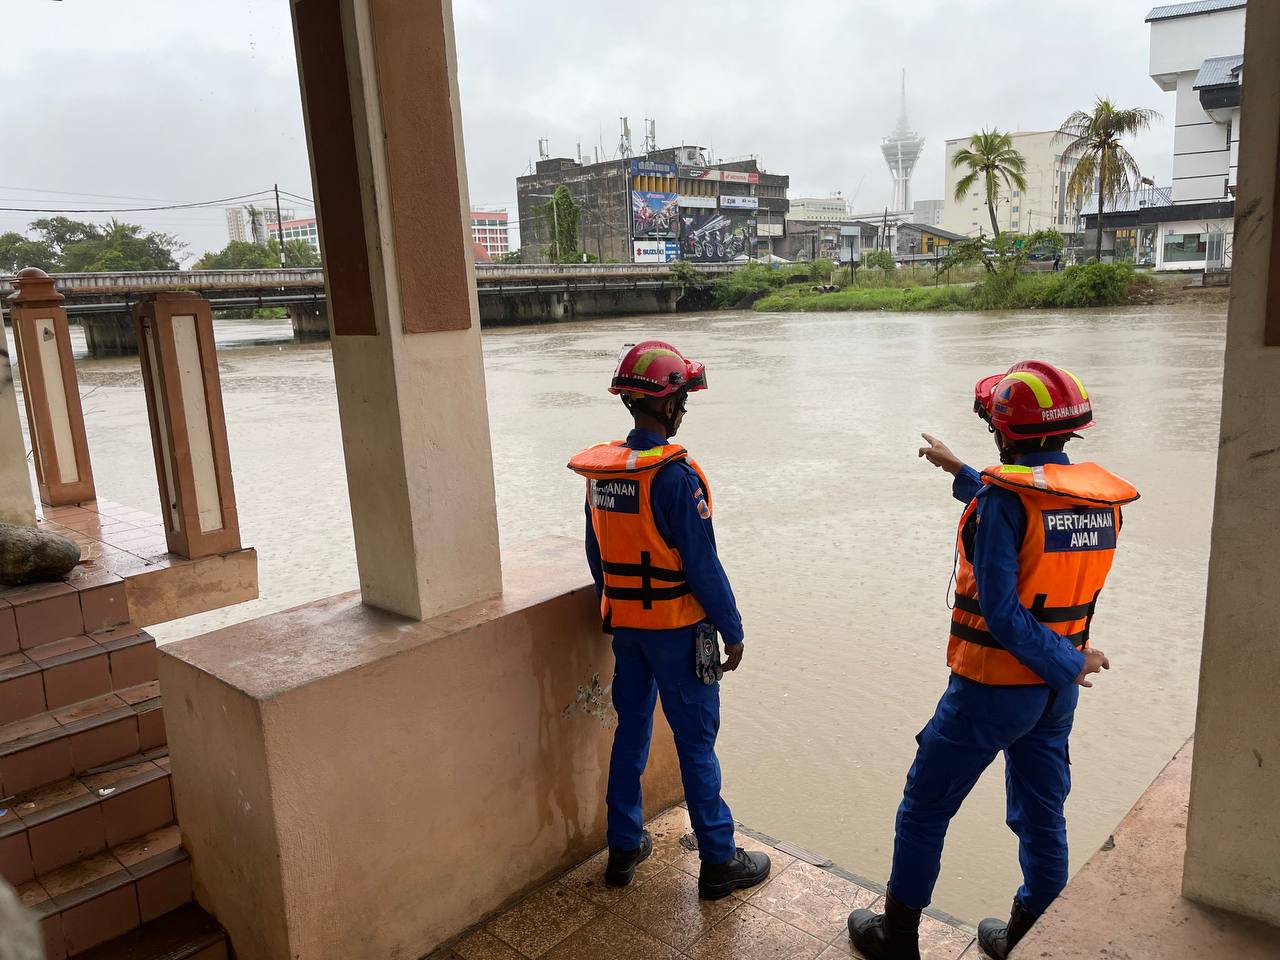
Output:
[585, 428, 745, 645]
[952, 452, 1088, 690]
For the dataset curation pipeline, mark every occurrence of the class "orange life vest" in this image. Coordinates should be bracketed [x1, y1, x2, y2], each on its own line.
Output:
[949, 462, 1140, 686]
[568, 441, 711, 631]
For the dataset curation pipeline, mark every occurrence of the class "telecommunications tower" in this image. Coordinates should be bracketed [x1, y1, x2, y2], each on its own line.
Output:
[881, 70, 924, 212]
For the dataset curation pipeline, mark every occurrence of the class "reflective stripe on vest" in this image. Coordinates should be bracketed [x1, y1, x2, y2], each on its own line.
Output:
[947, 462, 1137, 686]
[568, 441, 709, 631]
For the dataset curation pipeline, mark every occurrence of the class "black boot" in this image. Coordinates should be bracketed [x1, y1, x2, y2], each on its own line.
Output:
[698, 847, 771, 900]
[848, 891, 921, 960]
[604, 830, 652, 887]
[977, 897, 1036, 960]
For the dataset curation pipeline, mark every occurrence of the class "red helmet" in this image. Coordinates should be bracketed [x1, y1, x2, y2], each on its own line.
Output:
[608, 341, 707, 398]
[974, 360, 1094, 439]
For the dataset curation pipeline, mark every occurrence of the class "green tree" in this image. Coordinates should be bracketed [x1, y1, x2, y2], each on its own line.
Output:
[861, 248, 895, 272]
[951, 129, 1029, 238]
[29, 217, 103, 262]
[0, 232, 58, 273]
[497, 249, 523, 264]
[193, 238, 320, 270]
[58, 219, 184, 272]
[193, 240, 276, 270]
[1057, 98, 1160, 262]
[537, 186, 581, 263]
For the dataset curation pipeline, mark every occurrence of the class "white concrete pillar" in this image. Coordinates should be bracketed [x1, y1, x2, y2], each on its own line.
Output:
[0, 329, 36, 526]
[7, 269, 95, 507]
[1183, 8, 1280, 927]
[290, 0, 501, 620]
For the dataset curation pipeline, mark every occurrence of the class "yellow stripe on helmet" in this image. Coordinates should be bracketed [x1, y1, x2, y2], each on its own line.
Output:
[1004, 371, 1053, 409]
[631, 348, 681, 376]
[1059, 367, 1089, 400]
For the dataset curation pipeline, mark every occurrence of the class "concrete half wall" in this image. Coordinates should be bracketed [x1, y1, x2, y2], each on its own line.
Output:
[159, 537, 683, 960]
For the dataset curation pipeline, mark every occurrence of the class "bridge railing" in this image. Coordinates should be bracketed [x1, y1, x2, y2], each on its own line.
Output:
[0, 268, 326, 296]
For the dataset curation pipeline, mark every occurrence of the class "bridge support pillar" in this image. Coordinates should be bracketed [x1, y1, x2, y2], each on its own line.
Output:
[132, 292, 242, 560]
[7, 268, 96, 506]
[80, 311, 139, 356]
[286, 300, 330, 340]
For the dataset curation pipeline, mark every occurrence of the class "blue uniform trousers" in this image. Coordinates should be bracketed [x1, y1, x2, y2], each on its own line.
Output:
[606, 626, 737, 863]
[887, 673, 1078, 917]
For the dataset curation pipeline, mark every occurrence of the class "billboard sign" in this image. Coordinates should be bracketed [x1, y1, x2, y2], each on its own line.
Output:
[721, 195, 759, 210]
[630, 158, 677, 177]
[678, 195, 718, 209]
[632, 240, 679, 263]
[632, 191, 679, 238]
[679, 167, 761, 184]
[680, 210, 756, 263]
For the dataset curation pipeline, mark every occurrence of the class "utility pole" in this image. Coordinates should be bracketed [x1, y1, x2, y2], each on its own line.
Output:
[274, 183, 287, 268]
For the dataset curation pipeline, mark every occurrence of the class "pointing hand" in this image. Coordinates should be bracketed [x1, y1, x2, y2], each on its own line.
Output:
[918, 433, 964, 476]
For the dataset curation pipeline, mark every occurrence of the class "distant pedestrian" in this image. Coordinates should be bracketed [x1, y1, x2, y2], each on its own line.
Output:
[1053, 254, 1062, 272]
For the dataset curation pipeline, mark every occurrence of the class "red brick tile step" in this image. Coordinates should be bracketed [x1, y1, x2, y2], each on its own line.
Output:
[1, 759, 176, 883]
[14, 825, 212, 959]
[0, 682, 166, 798]
[57, 903, 226, 960]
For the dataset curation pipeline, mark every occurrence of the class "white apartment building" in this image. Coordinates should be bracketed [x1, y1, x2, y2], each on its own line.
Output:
[912, 199, 943, 226]
[276, 217, 320, 252]
[942, 130, 1079, 238]
[1144, 0, 1245, 270]
[470, 210, 509, 260]
[786, 196, 851, 222]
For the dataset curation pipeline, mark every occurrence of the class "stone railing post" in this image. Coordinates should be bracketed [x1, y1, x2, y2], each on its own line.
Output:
[7, 267, 96, 506]
[0, 330, 36, 526]
[132, 292, 241, 559]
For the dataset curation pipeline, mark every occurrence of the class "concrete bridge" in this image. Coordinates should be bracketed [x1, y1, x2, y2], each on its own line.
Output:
[0, 262, 736, 356]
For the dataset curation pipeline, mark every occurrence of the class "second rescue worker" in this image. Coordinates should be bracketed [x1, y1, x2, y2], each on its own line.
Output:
[849, 360, 1139, 960]
[568, 341, 771, 900]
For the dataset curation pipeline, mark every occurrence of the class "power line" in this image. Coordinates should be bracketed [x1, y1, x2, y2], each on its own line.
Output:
[0, 190, 279, 215]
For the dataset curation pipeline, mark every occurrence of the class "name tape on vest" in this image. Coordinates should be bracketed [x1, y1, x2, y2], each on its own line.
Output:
[590, 478, 640, 514]
[1043, 507, 1116, 552]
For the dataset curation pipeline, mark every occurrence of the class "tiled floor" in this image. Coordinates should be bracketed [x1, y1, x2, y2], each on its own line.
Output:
[436, 807, 977, 960]
[36, 499, 173, 580]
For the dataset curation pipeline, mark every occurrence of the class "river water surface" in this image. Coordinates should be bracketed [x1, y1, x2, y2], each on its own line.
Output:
[13, 304, 1226, 922]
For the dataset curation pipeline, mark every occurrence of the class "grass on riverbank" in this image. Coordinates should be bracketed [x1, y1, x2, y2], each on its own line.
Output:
[754, 262, 1139, 313]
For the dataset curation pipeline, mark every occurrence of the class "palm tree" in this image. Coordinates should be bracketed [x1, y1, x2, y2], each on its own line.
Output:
[951, 130, 1029, 239]
[1057, 99, 1160, 262]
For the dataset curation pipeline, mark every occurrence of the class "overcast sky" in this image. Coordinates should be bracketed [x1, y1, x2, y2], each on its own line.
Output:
[2, 0, 1175, 263]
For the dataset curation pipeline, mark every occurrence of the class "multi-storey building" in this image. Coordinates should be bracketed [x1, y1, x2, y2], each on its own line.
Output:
[1141, 0, 1245, 270]
[942, 130, 1079, 238]
[470, 210, 509, 260]
[275, 217, 320, 252]
[515, 145, 789, 264]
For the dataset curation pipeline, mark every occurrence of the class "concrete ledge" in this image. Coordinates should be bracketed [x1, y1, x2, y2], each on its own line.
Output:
[126, 548, 258, 628]
[159, 536, 682, 960]
[1014, 740, 1279, 959]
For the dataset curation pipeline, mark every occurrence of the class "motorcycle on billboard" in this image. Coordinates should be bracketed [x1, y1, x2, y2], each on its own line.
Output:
[680, 210, 756, 263]
[631, 192, 679, 238]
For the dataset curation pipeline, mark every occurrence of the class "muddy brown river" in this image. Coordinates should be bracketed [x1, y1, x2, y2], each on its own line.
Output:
[7, 303, 1226, 922]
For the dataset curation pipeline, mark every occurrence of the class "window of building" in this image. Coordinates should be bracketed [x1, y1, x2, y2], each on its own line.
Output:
[1012, 205, 1020, 213]
[1163, 232, 1209, 263]
[1013, 190, 1020, 198]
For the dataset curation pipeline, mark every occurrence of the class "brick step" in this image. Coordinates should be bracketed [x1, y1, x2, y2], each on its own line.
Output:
[64, 903, 225, 960]
[1, 757, 175, 885]
[15, 824, 197, 959]
[0, 623, 159, 728]
[1, 575, 132, 660]
[0, 684, 166, 799]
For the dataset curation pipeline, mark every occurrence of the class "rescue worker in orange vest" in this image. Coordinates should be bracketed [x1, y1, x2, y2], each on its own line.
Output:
[849, 360, 1139, 960]
[568, 341, 771, 900]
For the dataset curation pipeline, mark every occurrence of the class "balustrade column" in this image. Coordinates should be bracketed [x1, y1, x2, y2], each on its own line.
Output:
[7, 268, 96, 506]
[132, 292, 241, 559]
